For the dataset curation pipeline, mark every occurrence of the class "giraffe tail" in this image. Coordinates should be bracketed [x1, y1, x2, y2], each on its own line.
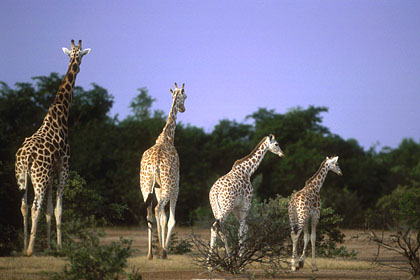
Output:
[17, 169, 29, 191]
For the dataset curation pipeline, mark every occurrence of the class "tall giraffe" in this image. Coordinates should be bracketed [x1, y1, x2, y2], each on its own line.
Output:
[288, 156, 342, 271]
[208, 134, 284, 261]
[139, 83, 187, 260]
[15, 40, 90, 256]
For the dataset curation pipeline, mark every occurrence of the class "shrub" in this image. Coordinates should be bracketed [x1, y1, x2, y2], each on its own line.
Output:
[152, 232, 193, 255]
[50, 226, 136, 280]
[193, 194, 355, 274]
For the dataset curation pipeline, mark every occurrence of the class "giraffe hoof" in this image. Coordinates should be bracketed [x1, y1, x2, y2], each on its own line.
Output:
[312, 265, 319, 272]
[147, 254, 153, 260]
[291, 266, 299, 272]
[299, 260, 305, 268]
[162, 250, 167, 259]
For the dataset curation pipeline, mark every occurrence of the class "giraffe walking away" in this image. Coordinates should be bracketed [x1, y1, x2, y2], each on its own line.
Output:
[288, 156, 342, 272]
[15, 40, 90, 256]
[139, 83, 187, 260]
[208, 134, 284, 264]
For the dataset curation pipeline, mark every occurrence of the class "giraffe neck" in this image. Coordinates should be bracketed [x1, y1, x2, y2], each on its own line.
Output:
[305, 160, 329, 193]
[43, 57, 80, 133]
[233, 137, 269, 177]
[156, 94, 178, 144]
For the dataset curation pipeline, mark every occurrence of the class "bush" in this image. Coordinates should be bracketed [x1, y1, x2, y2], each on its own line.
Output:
[368, 184, 420, 278]
[193, 194, 355, 274]
[50, 225, 137, 280]
[152, 232, 193, 255]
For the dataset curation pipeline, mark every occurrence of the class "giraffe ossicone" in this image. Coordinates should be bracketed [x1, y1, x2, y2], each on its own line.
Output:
[15, 40, 90, 256]
[139, 82, 186, 260]
[288, 156, 342, 272]
[208, 134, 284, 268]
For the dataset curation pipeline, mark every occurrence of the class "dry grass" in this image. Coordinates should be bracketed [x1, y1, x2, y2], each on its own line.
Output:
[0, 256, 66, 280]
[0, 228, 409, 280]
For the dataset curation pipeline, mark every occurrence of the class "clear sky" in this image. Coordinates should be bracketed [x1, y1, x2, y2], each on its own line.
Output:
[1, 1, 420, 150]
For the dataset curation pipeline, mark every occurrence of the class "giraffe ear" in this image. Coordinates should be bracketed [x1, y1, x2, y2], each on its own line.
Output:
[268, 134, 274, 141]
[62, 48, 71, 56]
[81, 48, 91, 56]
[170, 88, 174, 95]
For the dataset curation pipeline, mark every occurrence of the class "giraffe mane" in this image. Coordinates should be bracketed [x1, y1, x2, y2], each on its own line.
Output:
[232, 136, 267, 169]
[305, 157, 328, 185]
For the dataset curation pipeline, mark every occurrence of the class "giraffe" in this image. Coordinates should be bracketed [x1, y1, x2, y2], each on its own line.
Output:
[208, 134, 284, 262]
[139, 83, 186, 260]
[288, 156, 342, 272]
[15, 40, 90, 256]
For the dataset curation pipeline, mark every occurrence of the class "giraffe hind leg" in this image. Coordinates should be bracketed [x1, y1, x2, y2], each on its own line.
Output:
[17, 171, 29, 254]
[45, 185, 53, 249]
[163, 197, 177, 258]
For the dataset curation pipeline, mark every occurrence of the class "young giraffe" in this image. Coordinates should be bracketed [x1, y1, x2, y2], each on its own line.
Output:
[288, 156, 342, 271]
[140, 83, 187, 260]
[208, 134, 284, 261]
[15, 40, 90, 256]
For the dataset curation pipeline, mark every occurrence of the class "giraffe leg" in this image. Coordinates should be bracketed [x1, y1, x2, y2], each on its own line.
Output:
[27, 190, 45, 257]
[233, 206, 249, 257]
[159, 205, 168, 259]
[163, 197, 177, 257]
[45, 185, 53, 249]
[146, 198, 154, 260]
[20, 188, 28, 254]
[299, 222, 309, 268]
[291, 227, 302, 271]
[55, 166, 68, 250]
[219, 219, 230, 256]
[311, 219, 319, 272]
[208, 220, 218, 270]
[154, 189, 164, 258]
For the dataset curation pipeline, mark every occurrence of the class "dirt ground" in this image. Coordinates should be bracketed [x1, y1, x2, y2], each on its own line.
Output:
[104, 227, 411, 280]
[0, 227, 411, 280]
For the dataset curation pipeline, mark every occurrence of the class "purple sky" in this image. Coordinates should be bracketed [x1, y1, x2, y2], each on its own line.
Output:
[1, 1, 420, 150]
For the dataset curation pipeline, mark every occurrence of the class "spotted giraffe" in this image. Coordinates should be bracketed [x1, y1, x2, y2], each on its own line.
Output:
[139, 83, 186, 260]
[288, 156, 342, 271]
[208, 134, 284, 262]
[15, 40, 90, 256]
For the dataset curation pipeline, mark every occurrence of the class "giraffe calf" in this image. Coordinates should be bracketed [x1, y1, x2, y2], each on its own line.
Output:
[288, 156, 342, 272]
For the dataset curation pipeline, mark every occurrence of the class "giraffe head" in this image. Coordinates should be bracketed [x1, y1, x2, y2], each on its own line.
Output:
[325, 156, 343, 176]
[62, 40, 91, 68]
[267, 134, 284, 157]
[170, 83, 187, 113]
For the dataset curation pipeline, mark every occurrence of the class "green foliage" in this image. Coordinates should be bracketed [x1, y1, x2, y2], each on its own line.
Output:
[51, 227, 135, 280]
[152, 232, 192, 255]
[371, 185, 420, 230]
[1, 73, 419, 233]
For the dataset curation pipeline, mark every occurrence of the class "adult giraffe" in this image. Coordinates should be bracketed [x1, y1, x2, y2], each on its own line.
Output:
[139, 83, 186, 260]
[15, 40, 90, 256]
[208, 134, 284, 261]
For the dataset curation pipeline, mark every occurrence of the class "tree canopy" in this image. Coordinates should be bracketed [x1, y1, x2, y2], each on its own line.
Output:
[1, 73, 419, 231]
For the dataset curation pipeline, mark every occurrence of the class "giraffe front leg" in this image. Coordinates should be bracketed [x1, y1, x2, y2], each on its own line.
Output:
[299, 223, 309, 269]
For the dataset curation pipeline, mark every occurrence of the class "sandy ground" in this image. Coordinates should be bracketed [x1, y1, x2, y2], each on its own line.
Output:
[103, 227, 411, 280]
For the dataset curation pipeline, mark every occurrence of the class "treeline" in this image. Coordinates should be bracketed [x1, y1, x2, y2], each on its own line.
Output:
[1, 73, 420, 231]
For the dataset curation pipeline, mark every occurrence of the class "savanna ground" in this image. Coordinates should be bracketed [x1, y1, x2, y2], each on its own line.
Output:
[0, 228, 410, 280]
